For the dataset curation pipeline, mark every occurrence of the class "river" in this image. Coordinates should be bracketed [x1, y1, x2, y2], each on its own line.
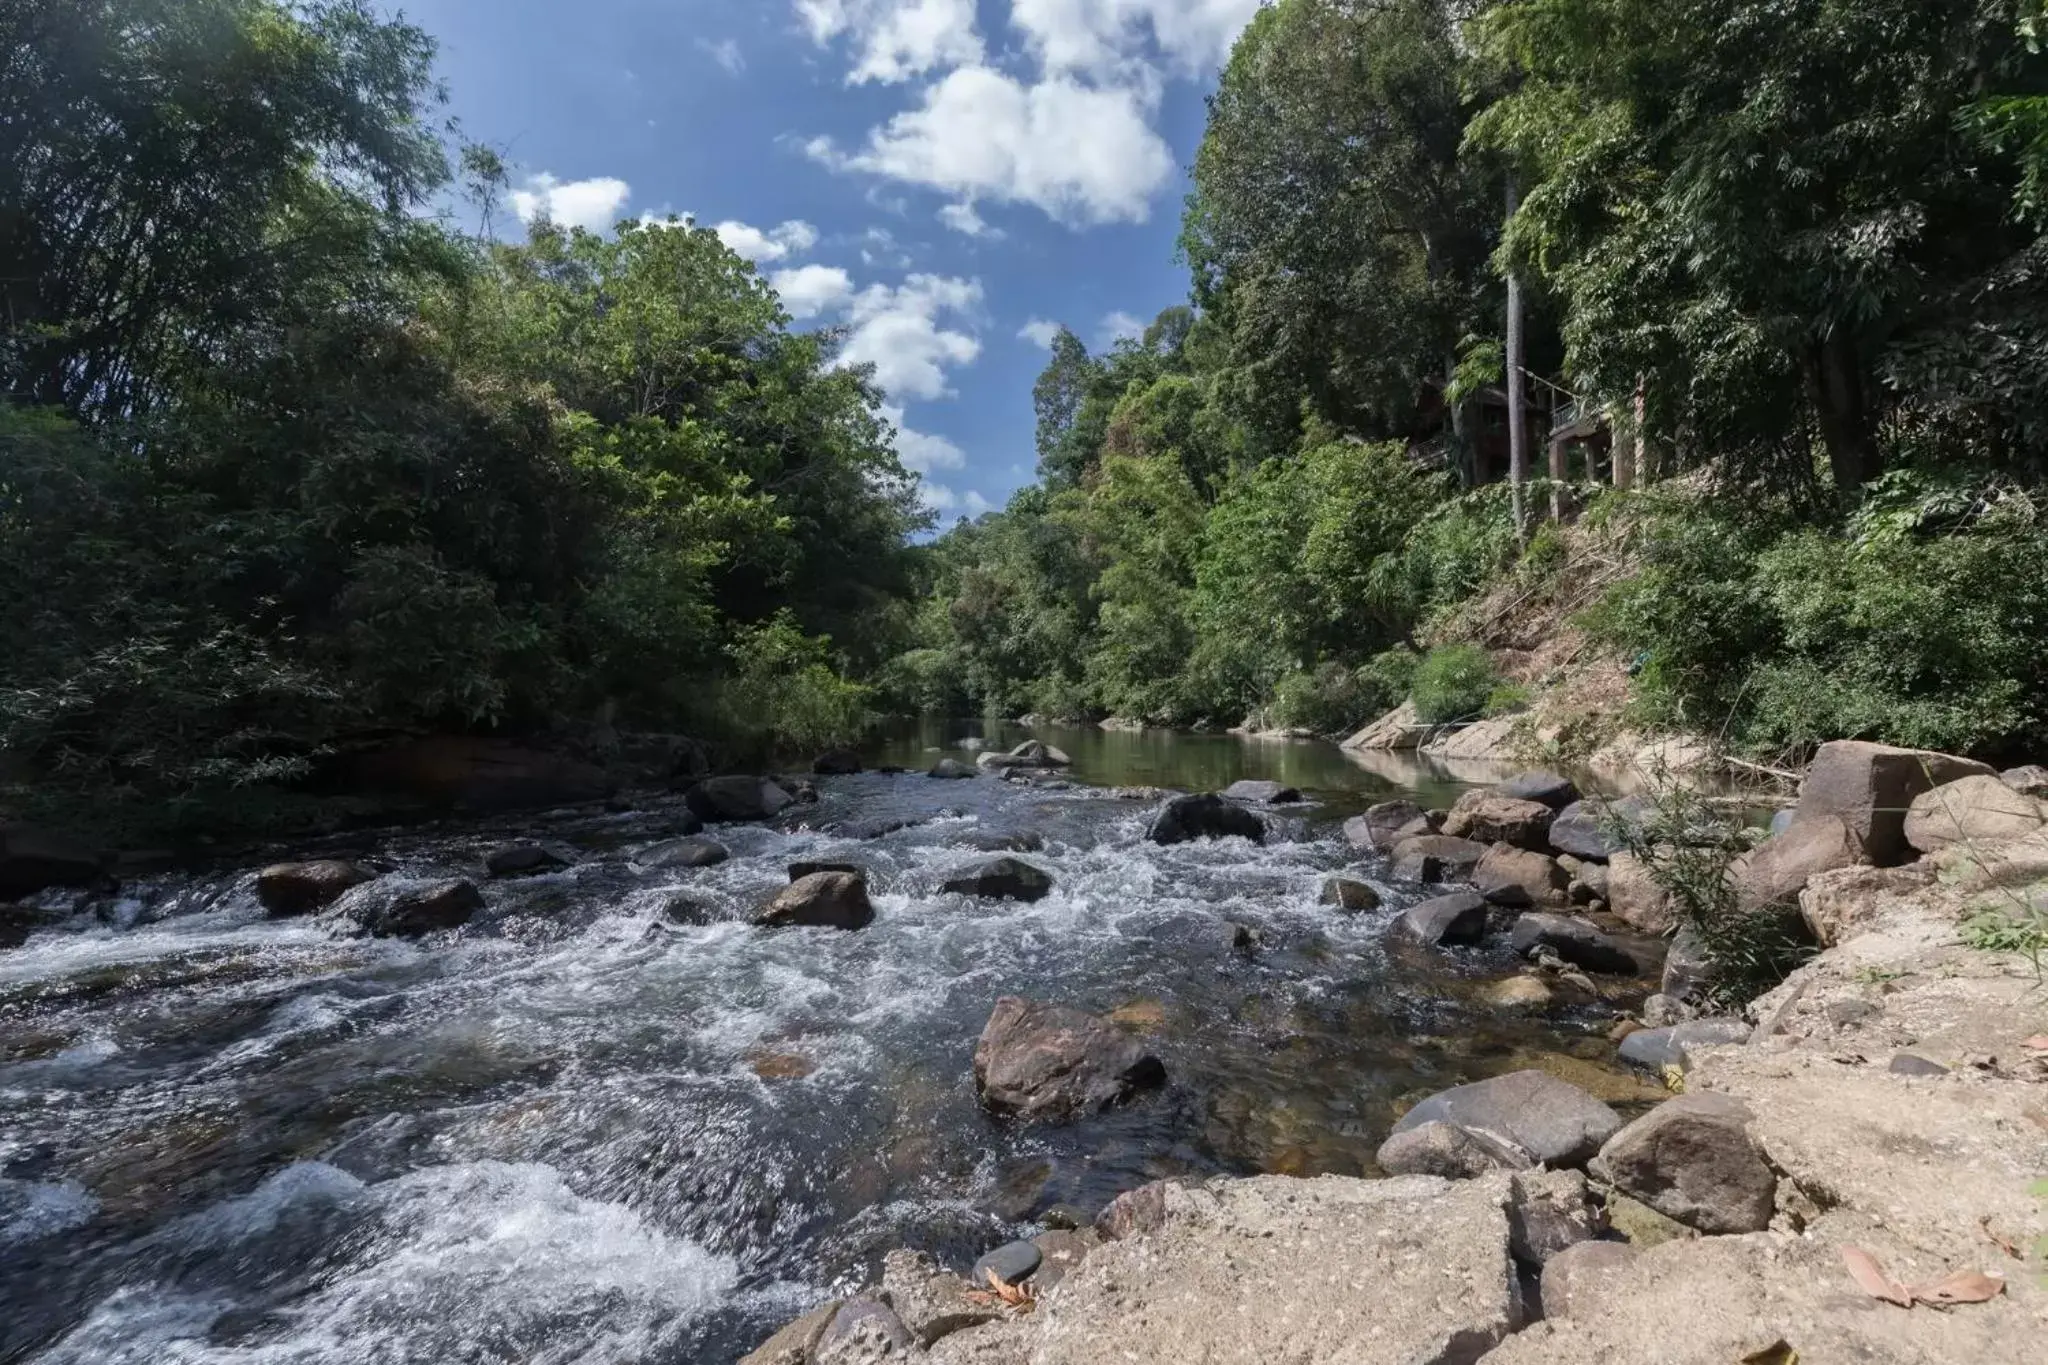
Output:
[0, 723, 1662, 1364]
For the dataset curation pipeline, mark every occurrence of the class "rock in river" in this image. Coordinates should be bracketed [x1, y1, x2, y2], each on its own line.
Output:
[756, 872, 874, 930]
[812, 748, 863, 775]
[352, 879, 483, 938]
[1387, 1069, 1624, 1169]
[257, 859, 374, 916]
[1441, 791, 1556, 850]
[1510, 912, 1640, 975]
[1474, 844, 1572, 908]
[483, 843, 571, 877]
[941, 857, 1054, 902]
[929, 758, 978, 779]
[1146, 793, 1265, 845]
[1376, 1119, 1533, 1178]
[1498, 771, 1582, 810]
[1392, 890, 1488, 947]
[634, 837, 729, 869]
[1318, 876, 1381, 911]
[1343, 800, 1430, 851]
[0, 824, 107, 898]
[1223, 779, 1301, 804]
[973, 996, 1166, 1121]
[683, 775, 794, 823]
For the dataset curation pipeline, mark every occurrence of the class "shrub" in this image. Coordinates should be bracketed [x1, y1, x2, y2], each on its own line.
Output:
[1410, 644, 1502, 724]
[713, 613, 875, 753]
[1268, 663, 1370, 733]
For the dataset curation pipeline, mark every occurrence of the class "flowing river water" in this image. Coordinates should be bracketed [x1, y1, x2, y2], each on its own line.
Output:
[0, 722, 1664, 1364]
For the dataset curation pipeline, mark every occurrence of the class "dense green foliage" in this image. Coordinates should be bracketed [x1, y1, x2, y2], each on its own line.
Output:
[895, 0, 2048, 763]
[2, 0, 919, 826]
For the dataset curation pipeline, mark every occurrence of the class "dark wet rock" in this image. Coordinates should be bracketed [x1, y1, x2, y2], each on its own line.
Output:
[1498, 771, 1582, 811]
[1539, 1240, 1636, 1321]
[738, 1298, 842, 1365]
[942, 857, 1054, 903]
[880, 1249, 1001, 1346]
[1390, 849, 1444, 883]
[1393, 890, 1488, 947]
[1618, 1019, 1751, 1073]
[1509, 1168, 1603, 1266]
[683, 775, 794, 823]
[974, 997, 1166, 1122]
[2002, 763, 2048, 798]
[1041, 1204, 1092, 1231]
[929, 758, 978, 779]
[1146, 793, 1265, 845]
[963, 830, 1046, 853]
[658, 892, 720, 926]
[483, 843, 571, 877]
[1475, 844, 1572, 909]
[1375, 1119, 1533, 1178]
[1889, 1052, 1949, 1077]
[1223, 779, 1302, 804]
[0, 824, 107, 898]
[1229, 921, 1264, 955]
[1, 901, 70, 950]
[1590, 1093, 1775, 1235]
[634, 837, 729, 869]
[1343, 800, 1429, 852]
[1093, 1180, 1172, 1240]
[757, 872, 874, 930]
[971, 1238, 1042, 1285]
[1389, 1069, 1623, 1169]
[1511, 913, 1639, 975]
[813, 749, 864, 776]
[354, 879, 483, 938]
[1546, 796, 1654, 862]
[837, 817, 918, 840]
[339, 735, 614, 812]
[1388, 833, 1488, 877]
[256, 860, 374, 916]
[877, 764, 906, 775]
[789, 860, 864, 881]
[1318, 876, 1381, 911]
[1441, 792, 1556, 851]
[816, 1296, 915, 1364]
[1661, 926, 1712, 1001]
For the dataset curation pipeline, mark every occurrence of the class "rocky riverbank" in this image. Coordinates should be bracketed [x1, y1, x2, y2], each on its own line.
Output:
[743, 742, 2048, 1364]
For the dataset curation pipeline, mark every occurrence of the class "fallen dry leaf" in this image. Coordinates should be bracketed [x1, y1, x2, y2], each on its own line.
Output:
[1739, 1341, 1798, 1365]
[1910, 1269, 2006, 1307]
[2022, 1035, 2048, 1052]
[1980, 1216, 2023, 1261]
[1843, 1246, 1912, 1307]
[984, 1268, 1036, 1312]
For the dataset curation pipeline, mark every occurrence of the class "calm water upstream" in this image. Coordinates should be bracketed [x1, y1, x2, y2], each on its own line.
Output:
[0, 724, 1658, 1364]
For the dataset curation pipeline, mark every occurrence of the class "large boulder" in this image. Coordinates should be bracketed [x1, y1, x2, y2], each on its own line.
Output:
[0, 824, 106, 898]
[353, 879, 483, 937]
[2001, 764, 2048, 798]
[1617, 1019, 1752, 1074]
[1319, 876, 1381, 911]
[1, 901, 69, 950]
[1498, 771, 1582, 810]
[1147, 793, 1265, 845]
[929, 758, 978, 779]
[738, 1299, 842, 1365]
[1796, 860, 1936, 947]
[1387, 1069, 1624, 1168]
[256, 859, 373, 916]
[1025, 1175, 1523, 1365]
[1901, 773, 2048, 854]
[1388, 833, 1488, 878]
[757, 872, 874, 930]
[977, 739, 1073, 771]
[1441, 791, 1556, 850]
[1222, 779, 1301, 804]
[972, 996, 1166, 1121]
[1340, 698, 1431, 750]
[1342, 799, 1430, 851]
[1604, 849, 1674, 933]
[483, 843, 571, 877]
[1376, 1119, 1533, 1178]
[1546, 794, 1656, 863]
[1510, 913, 1641, 975]
[941, 857, 1054, 902]
[1393, 890, 1490, 947]
[1590, 1093, 1776, 1235]
[1728, 815, 1866, 913]
[1790, 739, 1993, 866]
[1474, 843, 1572, 908]
[684, 775, 794, 823]
[812, 749, 863, 776]
[339, 736, 613, 811]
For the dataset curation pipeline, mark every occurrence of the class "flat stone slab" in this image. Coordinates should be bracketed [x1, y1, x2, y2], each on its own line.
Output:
[1389, 1068, 1623, 1168]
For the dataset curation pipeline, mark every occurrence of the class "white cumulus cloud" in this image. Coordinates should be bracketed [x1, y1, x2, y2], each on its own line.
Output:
[840, 273, 983, 401]
[1018, 318, 1063, 348]
[712, 219, 821, 263]
[879, 403, 967, 474]
[796, 0, 984, 84]
[768, 263, 857, 319]
[937, 201, 998, 238]
[1009, 0, 1262, 77]
[921, 481, 994, 516]
[812, 66, 1174, 225]
[1098, 309, 1146, 348]
[698, 37, 746, 74]
[509, 174, 632, 233]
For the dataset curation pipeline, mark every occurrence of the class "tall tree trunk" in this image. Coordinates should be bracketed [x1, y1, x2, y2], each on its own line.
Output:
[1505, 179, 1528, 539]
[1807, 332, 1879, 493]
[1447, 347, 1473, 486]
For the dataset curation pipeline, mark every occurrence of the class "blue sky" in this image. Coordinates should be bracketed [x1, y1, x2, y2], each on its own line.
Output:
[399, 0, 1262, 520]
